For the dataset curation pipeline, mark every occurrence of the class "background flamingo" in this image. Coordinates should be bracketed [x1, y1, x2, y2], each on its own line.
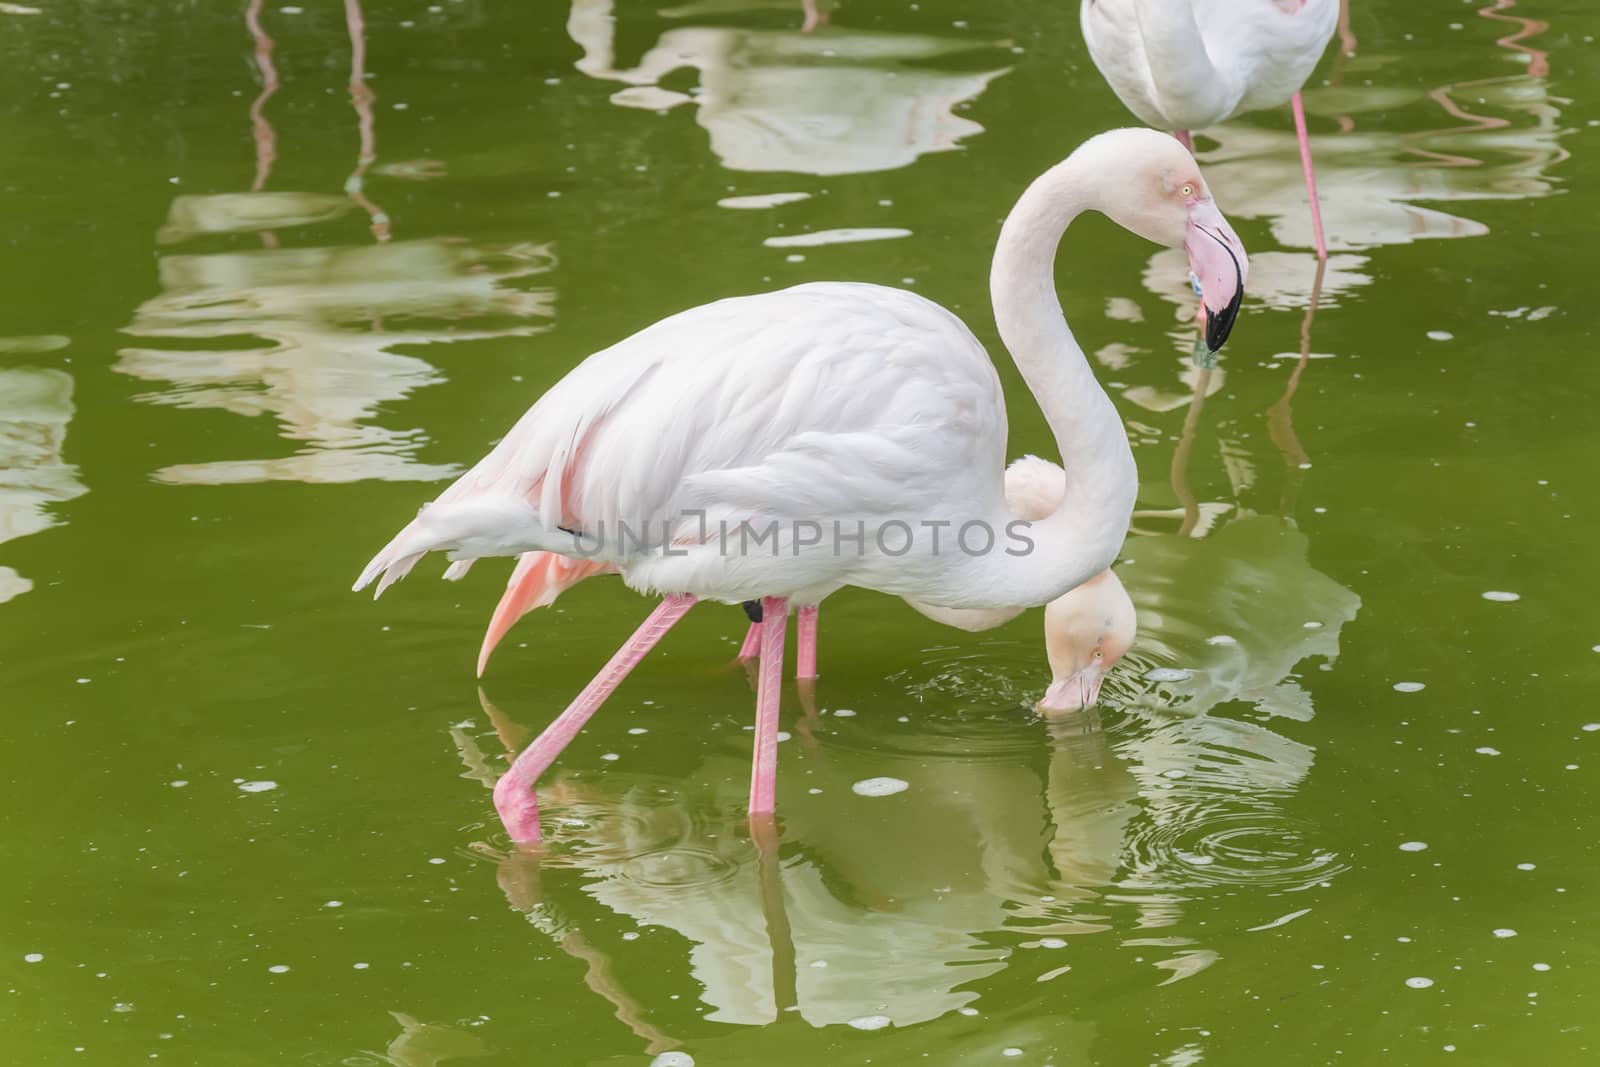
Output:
[474, 455, 1139, 714]
[1081, 0, 1339, 258]
[354, 128, 1248, 845]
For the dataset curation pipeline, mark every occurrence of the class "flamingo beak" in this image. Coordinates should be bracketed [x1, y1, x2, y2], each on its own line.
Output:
[1185, 199, 1247, 353]
[1037, 663, 1106, 715]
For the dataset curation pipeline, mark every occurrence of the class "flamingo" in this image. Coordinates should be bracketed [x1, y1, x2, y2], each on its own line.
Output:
[1080, 0, 1339, 258]
[354, 127, 1248, 844]
[475, 455, 1138, 715]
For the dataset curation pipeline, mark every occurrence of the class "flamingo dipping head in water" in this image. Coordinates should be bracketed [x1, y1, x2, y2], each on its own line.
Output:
[354, 128, 1247, 844]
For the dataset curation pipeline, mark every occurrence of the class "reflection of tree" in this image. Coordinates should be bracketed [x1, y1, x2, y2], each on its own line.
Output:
[567, 0, 1010, 175]
[0, 366, 87, 604]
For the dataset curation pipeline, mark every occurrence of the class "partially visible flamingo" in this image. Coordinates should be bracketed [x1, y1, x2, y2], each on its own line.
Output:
[473, 455, 1138, 713]
[1080, 0, 1339, 258]
[354, 128, 1248, 844]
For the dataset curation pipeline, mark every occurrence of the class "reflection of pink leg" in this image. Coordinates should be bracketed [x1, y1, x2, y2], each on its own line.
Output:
[493, 595, 696, 844]
[1174, 129, 1193, 152]
[738, 621, 762, 660]
[1291, 93, 1328, 260]
[796, 604, 818, 679]
[749, 597, 788, 815]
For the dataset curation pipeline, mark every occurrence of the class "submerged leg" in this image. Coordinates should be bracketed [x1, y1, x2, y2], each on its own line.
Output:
[493, 594, 697, 844]
[1173, 129, 1193, 152]
[1290, 93, 1328, 260]
[749, 596, 788, 815]
[796, 604, 819, 679]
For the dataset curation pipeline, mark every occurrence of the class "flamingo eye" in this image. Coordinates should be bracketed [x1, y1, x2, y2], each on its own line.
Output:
[1180, 183, 1195, 198]
[1094, 650, 1104, 659]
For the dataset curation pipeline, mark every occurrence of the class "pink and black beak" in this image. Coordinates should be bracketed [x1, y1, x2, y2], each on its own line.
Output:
[1185, 200, 1248, 353]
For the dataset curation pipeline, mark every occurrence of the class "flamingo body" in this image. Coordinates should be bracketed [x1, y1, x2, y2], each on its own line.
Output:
[1081, 0, 1337, 130]
[354, 128, 1248, 841]
[359, 282, 1016, 609]
[1081, 0, 1338, 257]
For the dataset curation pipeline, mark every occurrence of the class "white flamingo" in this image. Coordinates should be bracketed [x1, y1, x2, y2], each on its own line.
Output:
[1080, 0, 1339, 257]
[473, 455, 1139, 714]
[354, 128, 1248, 844]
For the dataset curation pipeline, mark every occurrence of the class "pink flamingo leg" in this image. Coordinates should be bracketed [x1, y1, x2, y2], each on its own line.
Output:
[749, 597, 788, 815]
[1291, 92, 1329, 260]
[493, 594, 697, 844]
[796, 604, 818, 680]
[1173, 129, 1194, 152]
[738, 621, 762, 660]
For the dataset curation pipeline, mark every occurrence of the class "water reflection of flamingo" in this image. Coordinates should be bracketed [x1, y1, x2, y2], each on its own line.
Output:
[1081, 0, 1339, 258]
[1180, 0, 1562, 259]
[122, 0, 551, 485]
[0, 362, 87, 605]
[355, 131, 1248, 847]
[567, 0, 1010, 176]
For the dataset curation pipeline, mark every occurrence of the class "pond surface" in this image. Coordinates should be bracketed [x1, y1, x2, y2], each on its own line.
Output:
[2, 0, 1598, 1063]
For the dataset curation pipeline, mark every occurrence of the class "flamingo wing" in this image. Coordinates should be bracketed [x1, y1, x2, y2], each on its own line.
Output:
[355, 282, 1007, 603]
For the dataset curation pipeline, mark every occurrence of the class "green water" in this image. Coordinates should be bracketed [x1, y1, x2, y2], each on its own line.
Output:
[3, 0, 1597, 1062]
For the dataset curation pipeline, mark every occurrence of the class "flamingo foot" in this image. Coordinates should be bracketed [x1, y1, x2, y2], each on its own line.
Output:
[491, 594, 697, 843]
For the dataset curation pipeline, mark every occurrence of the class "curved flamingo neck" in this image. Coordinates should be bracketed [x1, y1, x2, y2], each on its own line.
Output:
[977, 149, 1138, 606]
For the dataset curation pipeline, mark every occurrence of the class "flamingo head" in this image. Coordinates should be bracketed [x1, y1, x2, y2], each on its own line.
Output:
[1037, 569, 1137, 715]
[1091, 128, 1249, 352]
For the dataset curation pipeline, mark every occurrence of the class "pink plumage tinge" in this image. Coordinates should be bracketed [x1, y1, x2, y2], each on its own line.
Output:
[477, 553, 614, 676]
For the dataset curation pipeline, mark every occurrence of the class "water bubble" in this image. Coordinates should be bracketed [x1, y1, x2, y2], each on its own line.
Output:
[847, 1015, 892, 1031]
[324, 900, 343, 908]
[1582, 724, 1600, 733]
[1493, 928, 1517, 939]
[1533, 963, 1551, 972]
[23, 953, 42, 963]
[1003, 1051, 1023, 1059]
[1475, 747, 1501, 756]
[353, 962, 369, 970]
[1426, 330, 1454, 341]
[1406, 976, 1434, 989]
[1517, 863, 1536, 871]
[650, 1054, 695, 1067]
[1482, 591, 1520, 603]
[238, 780, 277, 793]
[1399, 841, 1429, 852]
[832, 708, 857, 718]
[600, 753, 620, 761]
[267, 964, 289, 973]
[1393, 682, 1426, 693]
[1205, 635, 1237, 646]
[852, 777, 909, 797]
[1039, 938, 1066, 949]
[1144, 668, 1193, 683]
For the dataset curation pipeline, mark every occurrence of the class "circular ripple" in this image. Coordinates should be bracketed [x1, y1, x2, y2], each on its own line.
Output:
[1120, 799, 1346, 892]
[618, 844, 741, 891]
